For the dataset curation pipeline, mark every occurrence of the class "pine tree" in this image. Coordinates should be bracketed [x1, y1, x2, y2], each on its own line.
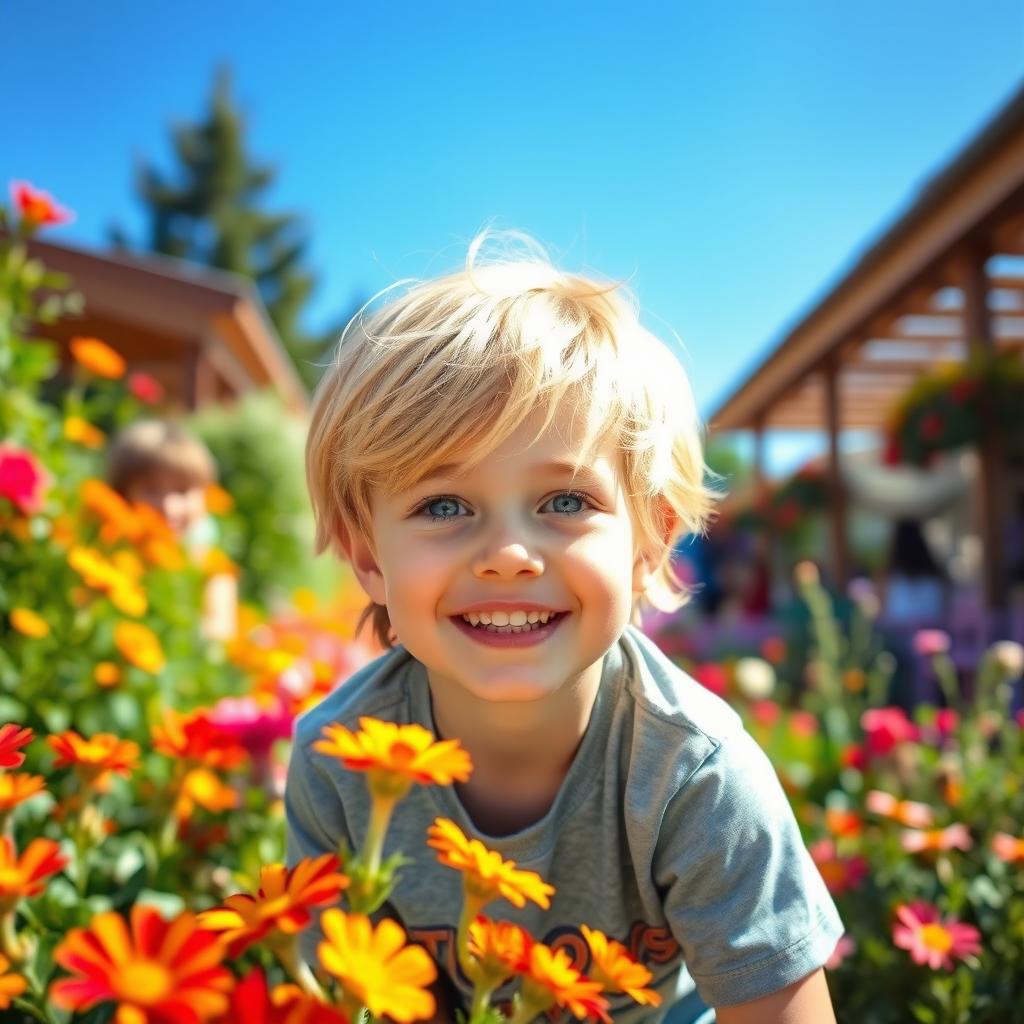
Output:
[112, 68, 341, 389]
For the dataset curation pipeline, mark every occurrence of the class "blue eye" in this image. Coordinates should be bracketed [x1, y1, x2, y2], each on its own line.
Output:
[544, 492, 587, 515]
[420, 496, 465, 520]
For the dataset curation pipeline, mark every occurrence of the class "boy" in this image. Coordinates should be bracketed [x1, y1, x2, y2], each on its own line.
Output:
[287, 237, 842, 1022]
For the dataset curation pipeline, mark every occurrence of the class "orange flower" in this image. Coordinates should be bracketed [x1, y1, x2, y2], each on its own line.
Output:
[0, 724, 32, 768]
[0, 837, 67, 910]
[94, 662, 121, 688]
[114, 620, 165, 673]
[64, 416, 107, 449]
[0, 953, 27, 1009]
[992, 831, 1024, 864]
[69, 337, 125, 379]
[581, 926, 661, 1007]
[9, 608, 49, 638]
[865, 790, 934, 828]
[901, 823, 973, 855]
[10, 181, 73, 227]
[47, 731, 140, 791]
[50, 905, 232, 1022]
[80, 479, 141, 543]
[174, 768, 239, 820]
[466, 916, 532, 988]
[427, 818, 554, 911]
[152, 708, 247, 769]
[198, 854, 348, 956]
[204, 484, 234, 515]
[317, 909, 436, 1023]
[824, 808, 862, 838]
[314, 718, 471, 801]
[0, 773, 46, 812]
[68, 546, 148, 617]
[514, 941, 610, 1022]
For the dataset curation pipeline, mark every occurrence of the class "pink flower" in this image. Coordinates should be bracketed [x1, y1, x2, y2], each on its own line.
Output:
[933, 708, 959, 737]
[865, 790, 934, 828]
[209, 695, 293, 761]
[9, 181, 73, 227]
[892, 902, 981, 970]
[0, 444, 47, 515]
[789, 710, 818, 737]
[692, 663, 727, 698]
[127, 372, 165, 405]
[861, 707, 918, 756]
[750, 700, 781, 727]
[913, 629, 951, 657]
[825, 933, 855, 970]
[809, 839, 868, 895]
[991, 832, 1024, 864]
[901, 823, 972, 855]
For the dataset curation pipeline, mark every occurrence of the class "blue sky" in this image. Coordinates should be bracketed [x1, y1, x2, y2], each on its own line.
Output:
[6, 1, 1023, 473]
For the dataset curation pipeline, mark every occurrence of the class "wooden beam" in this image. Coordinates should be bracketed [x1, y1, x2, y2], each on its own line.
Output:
[824, 361, 849, 587]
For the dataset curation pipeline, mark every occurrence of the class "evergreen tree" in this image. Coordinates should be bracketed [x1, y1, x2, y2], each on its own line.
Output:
[112, 68, 342, 389]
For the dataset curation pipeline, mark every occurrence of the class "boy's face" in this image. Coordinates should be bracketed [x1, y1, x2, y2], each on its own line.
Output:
[124, 469, 207, 538]
[346, 405, 652, 705]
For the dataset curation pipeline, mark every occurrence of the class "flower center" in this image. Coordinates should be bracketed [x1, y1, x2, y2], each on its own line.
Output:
[389, 742, 417, 767]
[919, 923, 953, 953]
[113, 959, 173, 1005]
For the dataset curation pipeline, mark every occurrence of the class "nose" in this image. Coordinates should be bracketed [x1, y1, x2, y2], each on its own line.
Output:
[471, 529, 544, 580]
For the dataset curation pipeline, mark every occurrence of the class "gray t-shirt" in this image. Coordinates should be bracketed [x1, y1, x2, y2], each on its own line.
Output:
[286, 626, 843, 1021]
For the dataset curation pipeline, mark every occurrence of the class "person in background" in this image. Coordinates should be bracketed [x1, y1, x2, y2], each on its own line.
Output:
[881, 518, 947, 624]
[107, 419, 238, 641]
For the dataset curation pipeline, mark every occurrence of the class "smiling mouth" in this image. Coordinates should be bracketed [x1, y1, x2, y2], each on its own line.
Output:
[454, 610, 566, 634]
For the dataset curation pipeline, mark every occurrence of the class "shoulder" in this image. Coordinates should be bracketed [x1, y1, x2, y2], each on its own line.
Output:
[292, 645, 420, 751]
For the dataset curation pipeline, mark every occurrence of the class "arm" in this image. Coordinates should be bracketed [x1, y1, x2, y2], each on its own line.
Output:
[716, 968, 836, 1024]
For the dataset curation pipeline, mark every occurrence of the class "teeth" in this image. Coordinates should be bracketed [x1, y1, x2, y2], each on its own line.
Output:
[508, 611, 527, 626]
[527, 612, 539, 623]
[460, 609, 559, 630]
[467, 612, 480, 626]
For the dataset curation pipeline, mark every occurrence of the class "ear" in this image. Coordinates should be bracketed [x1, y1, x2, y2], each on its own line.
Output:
[632, 499, 681, 595]
[335, 520, 387, 607]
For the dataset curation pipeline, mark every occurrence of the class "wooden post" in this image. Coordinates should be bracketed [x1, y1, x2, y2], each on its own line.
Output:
[824, 359, 849, 588]
[960, 243, 1005, 614]
[183, 346, 216, 410]
[753, 417, 775, 607]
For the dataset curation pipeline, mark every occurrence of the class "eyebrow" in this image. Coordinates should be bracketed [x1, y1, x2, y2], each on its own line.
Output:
[414, 459, 608, 487]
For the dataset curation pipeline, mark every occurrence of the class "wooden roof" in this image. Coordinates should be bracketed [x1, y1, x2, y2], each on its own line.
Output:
[27, 239, 308, 412]
[710, 83, 1024, 432]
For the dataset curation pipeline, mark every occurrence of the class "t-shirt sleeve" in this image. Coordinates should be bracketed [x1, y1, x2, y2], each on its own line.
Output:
[284, 735, 352, 967]
[654, 726, 844, 1008]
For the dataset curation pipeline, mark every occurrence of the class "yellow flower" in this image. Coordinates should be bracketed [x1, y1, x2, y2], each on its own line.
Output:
[314, 718, 472, 801]
[94, 662, 121, 688]
[9, 608, 49, 638]
[427, 817, 554, 910]
[174, 767, 239, 820]
[466, 916, 531, 989]
[69, 337, 125, 379]
[114, 620, 165, 674]
[581, 925, 661, 1007]
[0, 953, 27, 1009]
[317, 909, 436, 1023]
[63, 416, 106, 449]
[68, 546, 148, 617]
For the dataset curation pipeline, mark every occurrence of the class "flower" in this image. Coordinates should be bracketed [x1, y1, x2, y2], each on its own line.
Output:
[47, 731, 140, 791]
[0, 773, 46, 812]
[581, 925, 661, 1006]
[0, 837, 67, 910]
[465, 916, 531, 988]
[64, 416, 107, 449]
[9, 608, 49, 639]
[69, 547, 148, 617]
[823, 808, 862, 838]
[992, 832, 1024, 864]
[861, 708, 918, 756]
[892, 902, 981, 970]
[174, 768, 239, 820]
[749, 700, 781, 727]
[789, 710, 818, 737]
[204, 484, 234, 515]
[989, 640, 1024, 678]
[0, 724, 33, 768]
[901, 823, 973, 855]
[0, 953, 27, 1009]
[198, 855, 348, 957]
[51, 905, 233, 1022]
[734, 657, 775, 699]
[79, 479, 140, 543]
[912, 629, 951, 657]
[865, 790, 934, 828]
[825, 934, 855, 970]
[127, 372, 165, 405]
[114, 621, 165, 674]
[212, 969, 349, 1024]
[317, 909, 436, 1023]
[514, 941, 610, 1022]
[314, 718, 471, 801]
[808, 839, 868, 895]
[69, 337, 125, 379]
[0, 444, 46, 515]
[691, 663, 728, 697]
[760, 636, 787, 664]
[427, 818, 554, 910]
[9, 181, 73, 226]
[94, 662, 121, 688]
[152, 708, 247, 769]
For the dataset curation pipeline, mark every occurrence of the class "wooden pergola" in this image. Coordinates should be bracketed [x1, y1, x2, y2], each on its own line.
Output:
[27, 239, 308, 413]
[709, 83, 1024, 612]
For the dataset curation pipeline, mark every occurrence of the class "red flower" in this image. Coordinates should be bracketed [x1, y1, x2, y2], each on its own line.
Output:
[9, 181, 73, 227]
[0, 445, 46, 515]
[691, 663, 727, 698]
[861, 707, 918, 757]
[809, 839, 868, 894]
[950, 378, 978, 403]
[760, 636, 787, 664]
[919, 413, 943, 442]
[128, 372, 165, 405]
[882, 433, 902, 466]
[0, 724, 33, 769]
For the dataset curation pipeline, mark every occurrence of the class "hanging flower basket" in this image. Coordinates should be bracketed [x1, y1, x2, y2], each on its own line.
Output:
[883, 351, 1024, 466]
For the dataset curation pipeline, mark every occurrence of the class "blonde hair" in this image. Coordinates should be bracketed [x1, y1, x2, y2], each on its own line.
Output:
[107, 420, 216, 495]
[307, 233, 720, 647]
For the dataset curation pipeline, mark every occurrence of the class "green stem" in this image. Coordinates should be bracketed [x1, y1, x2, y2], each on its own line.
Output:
[362, 794, 397, 877]
[456, 893, 485, 980]
[932, 654, 961, 711]
[276, 938, 329, 1003]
